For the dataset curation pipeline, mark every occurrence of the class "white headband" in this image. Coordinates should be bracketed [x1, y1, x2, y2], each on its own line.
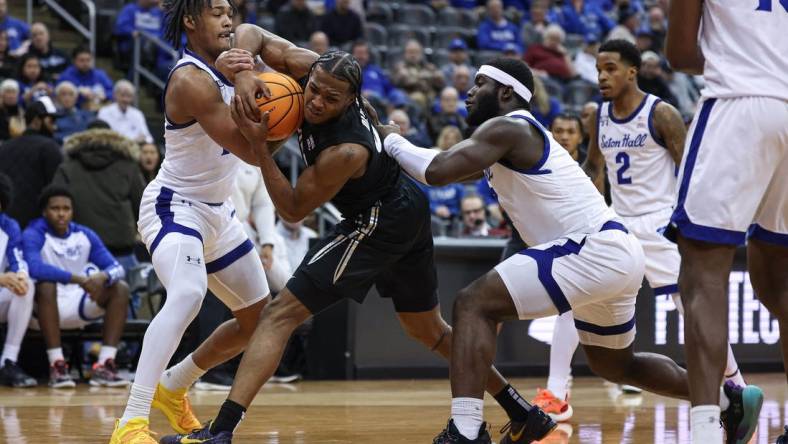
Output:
[476, 65, 532, 102]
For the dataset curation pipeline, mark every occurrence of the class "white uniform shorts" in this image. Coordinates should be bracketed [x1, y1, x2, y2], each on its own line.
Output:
[622, 207, 680, 295]
[137, 182, 269, 311]
[496, 221, 645, 349]
[668, 96, 788, 246]
[27, 264, 106, 330]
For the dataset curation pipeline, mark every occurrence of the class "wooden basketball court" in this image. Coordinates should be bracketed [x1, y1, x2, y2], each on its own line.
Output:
[1, 374, 785, 443]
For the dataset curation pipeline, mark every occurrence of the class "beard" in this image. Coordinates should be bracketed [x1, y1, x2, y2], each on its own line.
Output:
[466, 91, 500, 127]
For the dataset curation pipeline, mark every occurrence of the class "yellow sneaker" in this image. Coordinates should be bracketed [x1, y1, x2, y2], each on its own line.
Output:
[109, 418, 157, 443]
[151, 383, 201, 434]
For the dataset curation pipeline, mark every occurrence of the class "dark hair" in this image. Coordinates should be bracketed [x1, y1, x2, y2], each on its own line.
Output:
[0, 174, 13, 211]
[88, 119, 111, 129]
[71, 45, 92, 60]
[599, 39, 642, 70]
[350, 39, 368, 52]
[307, 50, 363, 100]
[551, 112, 583, 132]
[17, 53, 43, 84]
[483, 57, 535, 109]
[163, 0, 238, 50]
[38, 185, 73, 211]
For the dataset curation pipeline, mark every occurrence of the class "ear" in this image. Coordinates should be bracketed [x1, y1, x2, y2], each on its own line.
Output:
[499, 85, 514, 102]
[183, 14, 197, 32]
[629, 66, 638, 80]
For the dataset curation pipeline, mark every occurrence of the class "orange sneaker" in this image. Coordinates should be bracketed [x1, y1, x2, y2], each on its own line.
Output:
[532, 388, 573, 422]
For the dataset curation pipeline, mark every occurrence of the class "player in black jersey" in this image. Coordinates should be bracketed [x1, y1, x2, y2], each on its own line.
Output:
[160, 23, 554, 444]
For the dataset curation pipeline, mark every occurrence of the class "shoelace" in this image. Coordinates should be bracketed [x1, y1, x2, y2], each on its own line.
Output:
[120, 423, 157, 444]
[433, 425, 461, 443]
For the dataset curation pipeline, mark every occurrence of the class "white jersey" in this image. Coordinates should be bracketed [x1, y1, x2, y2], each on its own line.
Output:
[155, 48, 241, 203]
[485, 110, 616, 246]
[598, 94, 676, 217]
[700, 0, 788, 100]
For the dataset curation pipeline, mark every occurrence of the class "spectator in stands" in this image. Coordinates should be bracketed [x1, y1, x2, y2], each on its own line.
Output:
[637, 50, 677, 106]
[0, 97, 62, 227]
[441, 38, 476, 81]
[275, 0, 319, 43]
[308, 31, 330, 55]
[231, 163, 291, 294]
[450, 65, 472, 104]
[320, 0, 362, 46]
[114, 0, 164, 68]
[23, 185, 130, 388]
[450, 0, 479, 8]
[0, 174, 37, 388]
[580, 101, 598, 144]
[477, 0, 522, 52]
[635, 29, 656, 54]
[138, 142, 161, 183]
[524, 24, 577, 81]
[646, 5, 666, 53]
[352, 40, 395, 102]
[17, 53, 47, 104]
[418, 179, 465, 222]
[459, 194, 492, 237]
[501, 42, 522, 60]
[54, 81, 94, 143]
[550, 112, 585, 162]
[97, 80, 153, 144]
[531, 75, 563, 127]
[0, 0, 29, 52]
[390, 109, 431, 147]
[233, 0, 258, 26]
[607, 8, 639, 43]
[550, 0, 614, 42]
[25, 23, 69, 80]
[664, 65, 701, 120]
[58, 47, 114, 112]
[24, 80, 52, 106]
[0, 79, 23, 140]
[435, 125, 463, 151]
[51, 127, 145, 273]
[574, 35, 600, 85]
[427, 86, 468, 142]
[521, 0, 551, 46]
[275, 217, 317, 273]
[393, 39, 445, 109]
[0, 30, 18, 79]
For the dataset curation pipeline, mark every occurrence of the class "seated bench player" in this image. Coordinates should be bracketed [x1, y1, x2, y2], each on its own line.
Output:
[23, 185, 130, 388]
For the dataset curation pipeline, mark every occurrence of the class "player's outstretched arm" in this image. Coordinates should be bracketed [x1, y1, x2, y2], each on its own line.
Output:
[581, 110, 605, 194]
[653, 101, 687, 166]
[166, 67, 259, 165]
[666, 0, 704, 74]
[381, 117, 527, 187]
[230, 96, 369, 222]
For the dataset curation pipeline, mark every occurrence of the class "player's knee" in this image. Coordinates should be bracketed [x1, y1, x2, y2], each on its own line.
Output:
[260, 295, 305, 332]
[454, 285, 484, 321]
[402, 319, 446, 348]
[34, 282, 57, 302]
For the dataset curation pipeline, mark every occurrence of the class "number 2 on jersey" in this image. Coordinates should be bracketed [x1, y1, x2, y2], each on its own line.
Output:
[615, 152, 632, 185]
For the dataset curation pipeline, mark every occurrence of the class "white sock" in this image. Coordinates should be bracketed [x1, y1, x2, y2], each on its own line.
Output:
[120, 383, 156, 426]
[719, 387, 730, 411]
[724, 345, 746, 386]
[691, 405, 723, 443]
[98, 346, 118, 365]
[546, 312, 579, 400]
[451, 397, 484, 440]
[1, 344, 21, 365]
[47, 348, 65, 365]
[161, 353, 206, 391]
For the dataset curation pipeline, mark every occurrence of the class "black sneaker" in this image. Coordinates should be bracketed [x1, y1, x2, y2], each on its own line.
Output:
[776, 425, 788, 444]
[49, 359, 76, 388]
[720, 380, 763, 444]
[160, 420, 233, 444]
[0, 359, 37, 387]
[500, 407, 558, 444]
[433, 419, 491, 444]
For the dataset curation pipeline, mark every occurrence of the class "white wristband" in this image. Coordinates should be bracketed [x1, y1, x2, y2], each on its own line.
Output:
[384, 133, 439, 185]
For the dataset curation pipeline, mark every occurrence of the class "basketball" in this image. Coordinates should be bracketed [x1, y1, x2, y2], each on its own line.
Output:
[255, 71, 304, 141]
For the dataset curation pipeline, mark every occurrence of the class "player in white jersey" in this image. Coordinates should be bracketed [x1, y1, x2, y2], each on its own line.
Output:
[110, 0, 297, 442]
[380, 58, 757, 444]
[666, 1, 787, 442]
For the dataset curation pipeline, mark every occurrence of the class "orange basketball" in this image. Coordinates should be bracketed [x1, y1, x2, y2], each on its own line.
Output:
[254, 72, 304, 141]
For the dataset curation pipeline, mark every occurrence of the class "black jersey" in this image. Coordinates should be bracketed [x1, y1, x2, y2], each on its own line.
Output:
[297, 99, 401, 218]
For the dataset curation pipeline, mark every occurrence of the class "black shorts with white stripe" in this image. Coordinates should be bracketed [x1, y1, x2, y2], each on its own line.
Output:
[286, 177, 438, 314]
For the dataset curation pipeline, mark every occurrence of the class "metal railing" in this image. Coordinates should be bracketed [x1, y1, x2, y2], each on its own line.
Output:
[27, 0, 96, 56]
[132, 30, 179, 106]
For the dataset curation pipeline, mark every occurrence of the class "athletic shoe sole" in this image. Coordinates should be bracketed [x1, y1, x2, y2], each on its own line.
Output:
[49, 380, 76, 388]
[732, 385, 763, 444]
[546, 405, 573, 423]
[193, 381, 232, 392]
[269, 374, 302, 384]
[90, 379, 131, 387]
[620, 384, 642, 394]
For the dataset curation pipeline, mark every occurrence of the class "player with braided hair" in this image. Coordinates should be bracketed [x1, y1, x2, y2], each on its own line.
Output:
[160, 23, 556, 444]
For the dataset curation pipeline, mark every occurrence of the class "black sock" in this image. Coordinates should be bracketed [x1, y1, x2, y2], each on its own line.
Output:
[494, 384, 532, 421]
[211, 400, 246, 434]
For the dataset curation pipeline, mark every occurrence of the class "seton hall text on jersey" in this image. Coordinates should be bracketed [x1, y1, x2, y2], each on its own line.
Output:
[601, 133, 648, 149]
